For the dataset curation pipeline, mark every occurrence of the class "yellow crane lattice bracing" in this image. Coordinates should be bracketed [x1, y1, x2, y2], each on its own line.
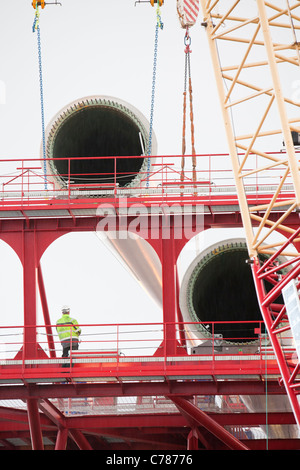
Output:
[200, 0, 300, 259]
[199, 0, 300, 428]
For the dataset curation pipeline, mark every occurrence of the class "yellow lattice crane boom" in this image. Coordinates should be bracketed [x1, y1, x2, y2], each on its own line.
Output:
[199, 0, 300, 430]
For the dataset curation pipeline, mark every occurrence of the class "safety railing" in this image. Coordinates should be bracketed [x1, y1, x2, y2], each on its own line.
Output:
[0, 320, 294, 376]
[0, 152, 296, 208]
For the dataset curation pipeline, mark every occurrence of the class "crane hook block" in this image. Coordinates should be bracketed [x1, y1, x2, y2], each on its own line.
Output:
[177, 0, 199, 28]
[150, 0, 164, 6]
[32, 1, 45, 9]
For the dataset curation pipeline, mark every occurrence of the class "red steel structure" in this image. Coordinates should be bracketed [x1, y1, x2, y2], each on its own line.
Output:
[1, 0, 300, 452]
[0, 153, 299, 450]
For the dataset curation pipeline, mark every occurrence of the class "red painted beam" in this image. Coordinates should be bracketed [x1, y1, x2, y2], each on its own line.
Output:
[0, 409, 294, 434]
[187, 428, 200, 450]
[68, 429, 93, 450]
[55, 428, 68, 450]
[38, 399, 66, 428]
[0, 380, 285, 400]
[23, 232, 38, 360]
[67, 413, 185, 430]
[27, 399, 44, 450]
[0, 405, 53, 428]
[161, 233, 177, 356]
[169, 396, 249, 450]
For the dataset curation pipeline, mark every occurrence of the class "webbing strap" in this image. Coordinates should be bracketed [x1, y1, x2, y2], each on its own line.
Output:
[181, 28, 197, 187]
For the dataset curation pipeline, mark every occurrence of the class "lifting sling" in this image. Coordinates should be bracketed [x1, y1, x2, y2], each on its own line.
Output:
[176, 1, 200, 187]
[181, 27, 197, 185]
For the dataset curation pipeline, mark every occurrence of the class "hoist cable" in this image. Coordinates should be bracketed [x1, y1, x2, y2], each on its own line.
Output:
[33, 5, 48, 190]
[146, 5, 163, 188]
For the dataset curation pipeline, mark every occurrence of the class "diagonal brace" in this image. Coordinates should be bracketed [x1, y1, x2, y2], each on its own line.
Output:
[169, 396, 249, 450]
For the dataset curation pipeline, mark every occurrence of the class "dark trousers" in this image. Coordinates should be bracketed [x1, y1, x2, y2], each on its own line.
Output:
[61, 339, 79, 366]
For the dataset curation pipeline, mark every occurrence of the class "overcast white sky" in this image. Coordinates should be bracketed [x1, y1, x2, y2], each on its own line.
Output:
[0, 1, 296, 355]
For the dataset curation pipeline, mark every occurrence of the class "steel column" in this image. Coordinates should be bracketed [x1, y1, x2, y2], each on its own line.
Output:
[161, 223, 177, 356]
[176, 268, 187, 349]
[23, 230, 38, 359]
[187, 428, 199, 450]
[27, 398, 44, 450]
[55, 428, 68, 450]
[37, 262, 56, 358]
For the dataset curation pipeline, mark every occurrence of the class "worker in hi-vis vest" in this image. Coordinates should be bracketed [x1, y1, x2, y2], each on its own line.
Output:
[56, 306, 81, 363]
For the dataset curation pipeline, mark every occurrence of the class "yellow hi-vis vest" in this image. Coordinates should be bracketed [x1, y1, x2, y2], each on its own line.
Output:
[56, 314, 81, 342]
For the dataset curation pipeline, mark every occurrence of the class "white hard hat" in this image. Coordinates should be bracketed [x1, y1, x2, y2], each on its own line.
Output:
[62, 305, 70, 312]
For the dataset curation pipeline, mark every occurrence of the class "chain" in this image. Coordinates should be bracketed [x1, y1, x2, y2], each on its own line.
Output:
[146, 6, 163, 188]
[33, 6, 48, 190]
